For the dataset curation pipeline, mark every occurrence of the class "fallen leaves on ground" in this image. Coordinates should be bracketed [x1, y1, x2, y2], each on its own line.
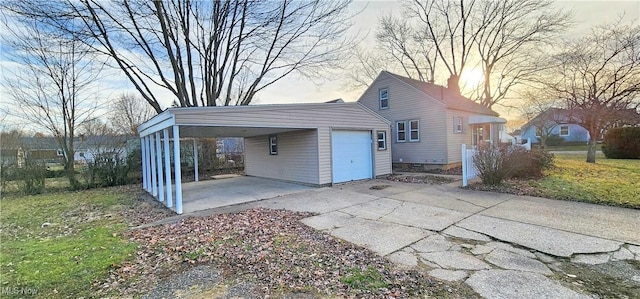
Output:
[386, 174, 456, 185]
[97, 208, 469, 298]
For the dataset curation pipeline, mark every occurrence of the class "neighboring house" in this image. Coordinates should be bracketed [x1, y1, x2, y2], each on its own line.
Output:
[357, 71, 507, 169]
[1, 135, 137, 167]
[520, 108, 590, 144]
[521, 107, 640, 144]
[73, 135, 138, 163]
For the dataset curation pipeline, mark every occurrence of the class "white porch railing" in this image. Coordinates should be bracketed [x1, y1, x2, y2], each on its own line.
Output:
[461, 144, 478, 187]
[461, 138, 531, 187]
[514, 138, 532, 151]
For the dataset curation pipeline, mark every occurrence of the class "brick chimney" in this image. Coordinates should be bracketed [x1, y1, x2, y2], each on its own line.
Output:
[447, 75, 460, 95]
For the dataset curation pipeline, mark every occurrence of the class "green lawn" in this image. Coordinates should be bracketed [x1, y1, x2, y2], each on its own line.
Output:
[527, 154, 640, 208]
[540, 144, 602, 151]
[0, 189, 137, 298]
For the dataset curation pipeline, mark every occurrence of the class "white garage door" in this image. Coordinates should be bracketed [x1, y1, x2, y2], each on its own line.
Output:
[331, 130, 373, 183]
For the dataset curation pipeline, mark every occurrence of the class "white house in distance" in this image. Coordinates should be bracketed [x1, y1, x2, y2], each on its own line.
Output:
[358, 71, 507, 169]
[137, 102, 392, 214]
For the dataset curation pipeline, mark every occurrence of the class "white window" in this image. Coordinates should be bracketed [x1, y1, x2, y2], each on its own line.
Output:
[379, 88, 389, 109]
[409, 120, 420, 142]
[535, 127, 543, 137]
[559, 125, 569, 136]
[79, 152, 85, 158]
[377, 131, 387, 150]
[454, 117, 463, 133]
[396, 121, 406, 142]
[269, 135, 278, 155]
[56, 149, 64, 157]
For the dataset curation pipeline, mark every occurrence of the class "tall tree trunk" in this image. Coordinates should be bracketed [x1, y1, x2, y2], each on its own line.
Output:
[586, 137, 597, 163]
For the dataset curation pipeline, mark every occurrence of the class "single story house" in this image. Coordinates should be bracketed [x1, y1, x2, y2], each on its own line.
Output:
[1, 135, 136, 167]
[520, 108, 590, 144]
[137, 102, 392, 214]
[358, 71, 507, 169]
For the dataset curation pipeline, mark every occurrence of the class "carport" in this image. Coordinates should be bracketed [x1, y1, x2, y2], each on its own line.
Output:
[137, 102, 391, 214]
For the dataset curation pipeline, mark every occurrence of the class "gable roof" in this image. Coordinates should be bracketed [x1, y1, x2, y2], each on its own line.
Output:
[381, 71, 499, 116]
[522, 107, 640, 130]
[521, 108, 568, 130]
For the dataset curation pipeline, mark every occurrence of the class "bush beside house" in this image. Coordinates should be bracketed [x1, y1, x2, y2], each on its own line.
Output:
[473, 144, 555, 186]
[602, 127, 640, 159]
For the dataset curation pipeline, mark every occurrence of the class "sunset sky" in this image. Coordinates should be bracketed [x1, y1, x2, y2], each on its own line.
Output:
[258, 0, 640, 120]
[1, 1, 639, 129]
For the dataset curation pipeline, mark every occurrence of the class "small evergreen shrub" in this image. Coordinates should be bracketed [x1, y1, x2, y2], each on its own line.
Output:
[545, 134, 564, 146]
[602, 127, 640, 159]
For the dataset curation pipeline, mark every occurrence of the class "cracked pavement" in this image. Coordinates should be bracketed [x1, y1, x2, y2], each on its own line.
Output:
[250, 178, 640, 299]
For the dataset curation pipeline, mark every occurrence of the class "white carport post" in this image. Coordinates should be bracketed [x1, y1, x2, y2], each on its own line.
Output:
[193, 139, 199, 182]
[144, 136, 152, 192]
[155, 131, 164, 203]
[163, 128, 173, 208]
[140, 137, 148, 191]
[172, 125, 183, 214]
[149, 134, 158, 197]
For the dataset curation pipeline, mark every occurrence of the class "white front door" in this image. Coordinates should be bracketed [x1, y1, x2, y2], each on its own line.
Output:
[331, 130, 373, 183]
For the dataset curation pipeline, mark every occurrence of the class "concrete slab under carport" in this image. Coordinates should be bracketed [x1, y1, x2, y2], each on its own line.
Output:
[180, 176, 313, 214]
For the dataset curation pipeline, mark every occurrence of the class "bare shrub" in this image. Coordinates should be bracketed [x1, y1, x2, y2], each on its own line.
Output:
[473, 144, 555, 185]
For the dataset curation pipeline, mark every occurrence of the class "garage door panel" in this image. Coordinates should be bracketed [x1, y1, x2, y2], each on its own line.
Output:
[332, 131, 372, 183]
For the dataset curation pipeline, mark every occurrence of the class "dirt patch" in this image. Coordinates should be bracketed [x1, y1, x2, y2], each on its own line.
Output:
[462, 179, 545, 196]
[97, 208, 478, 298]
[554, 260, 640, 299]
[393, 166, 463, 175]
[386, 174, 456, 185]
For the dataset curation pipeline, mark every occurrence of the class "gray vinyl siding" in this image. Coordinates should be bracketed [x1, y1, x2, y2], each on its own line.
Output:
[317, 127, 332, 185]
[358, 72, 448, 164]
[165, 103, 391, 185]
[245, 130, 319, 185]
[446, 110, 475, 164]
[172, 103, 386, 130]
[372, 130, 392, 178]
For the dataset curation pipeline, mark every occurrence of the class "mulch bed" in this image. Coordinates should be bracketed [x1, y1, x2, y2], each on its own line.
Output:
[96, 208, 474, 298]
[462, 179, 545, 197]
[386, 174, 457, 185]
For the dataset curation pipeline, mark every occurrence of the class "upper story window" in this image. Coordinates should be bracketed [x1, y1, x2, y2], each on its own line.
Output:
[409, 120, 420, 142]
[396, 121, 406, 142]
[269, 135, 278, 155]
[559, 125, 569, 136]
[379, 88, 389, 109]
[377, 131, 387, 150]
[454, 116, 463, 133]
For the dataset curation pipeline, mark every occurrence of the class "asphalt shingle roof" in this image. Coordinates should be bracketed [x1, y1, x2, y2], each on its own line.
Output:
[384, 71, 499, 116]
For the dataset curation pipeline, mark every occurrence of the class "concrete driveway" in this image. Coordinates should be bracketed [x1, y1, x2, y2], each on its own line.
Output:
[180, 176, 312, 214]
[248, 179, 640, 299]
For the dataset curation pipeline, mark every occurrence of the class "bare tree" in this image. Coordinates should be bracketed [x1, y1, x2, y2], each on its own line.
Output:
[517, 89, 563, 147]
[109, 94, 156, 135]
[473, 0, 570, 108]
[344, 14, 440, 91]
[1, 18, 102, 188]
[407, 0, 479, 93]
[542, 21, 640, 163]
[5, 0, 354, 112]
[376, 15, 439, 83]
[354, 0, 569, 108]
